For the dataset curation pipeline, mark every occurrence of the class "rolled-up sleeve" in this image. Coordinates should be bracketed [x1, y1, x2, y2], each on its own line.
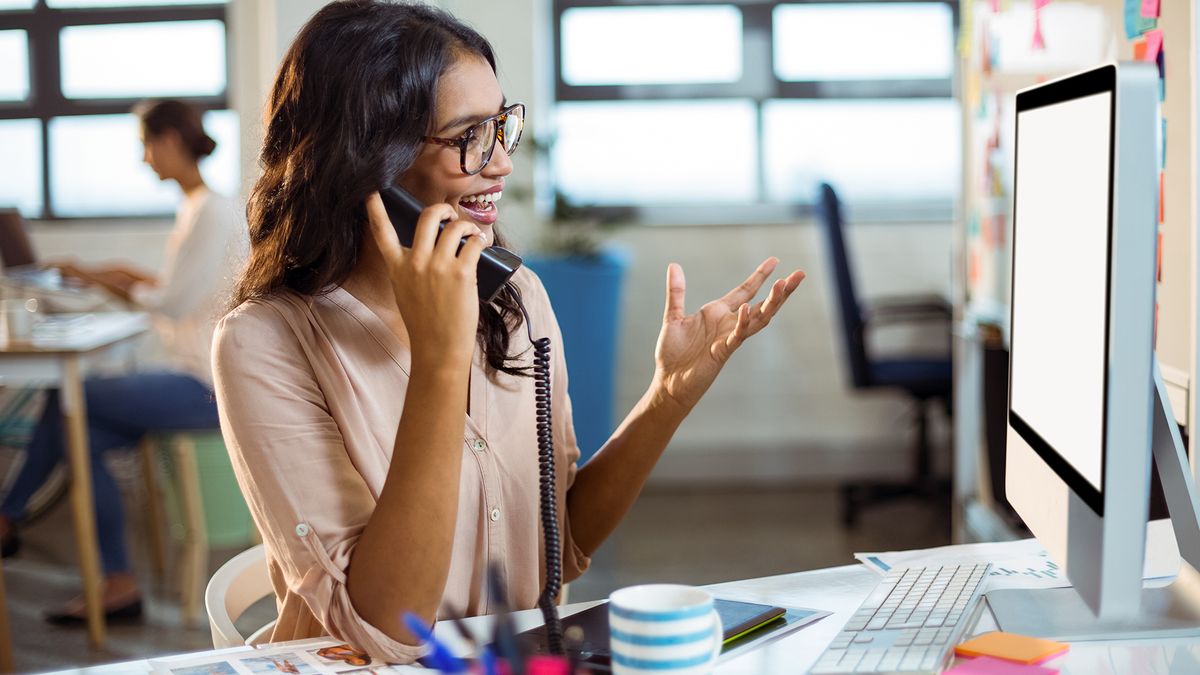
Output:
[212, 303, 424, 663]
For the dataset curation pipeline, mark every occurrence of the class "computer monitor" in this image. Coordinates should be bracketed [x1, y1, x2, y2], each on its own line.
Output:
[990, 62, 1200, 640]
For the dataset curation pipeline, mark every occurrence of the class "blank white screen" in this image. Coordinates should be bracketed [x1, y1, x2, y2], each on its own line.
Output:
[1010, 91, 1111, 492]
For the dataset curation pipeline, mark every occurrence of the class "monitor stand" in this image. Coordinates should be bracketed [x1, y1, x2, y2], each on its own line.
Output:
[987, 360, 1200, 641]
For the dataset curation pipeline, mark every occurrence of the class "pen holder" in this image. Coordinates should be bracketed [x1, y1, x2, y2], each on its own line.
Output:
[608, 585, 723, 675]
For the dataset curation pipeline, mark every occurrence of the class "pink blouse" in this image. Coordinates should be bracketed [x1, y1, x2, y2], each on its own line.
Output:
[212, 268, 590, 663]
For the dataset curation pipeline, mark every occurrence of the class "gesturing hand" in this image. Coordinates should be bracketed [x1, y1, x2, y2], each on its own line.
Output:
[653, 257, 805, 412]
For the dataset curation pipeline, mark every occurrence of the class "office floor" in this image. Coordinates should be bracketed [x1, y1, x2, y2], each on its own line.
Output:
[3, 459, 950, 673]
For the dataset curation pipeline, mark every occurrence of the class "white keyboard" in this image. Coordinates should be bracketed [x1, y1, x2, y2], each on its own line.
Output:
[810, 563, 991, 674]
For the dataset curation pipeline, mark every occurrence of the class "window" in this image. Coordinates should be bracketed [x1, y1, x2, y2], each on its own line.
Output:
[552, 1, 959, 222]
[0, 0, 233, 219]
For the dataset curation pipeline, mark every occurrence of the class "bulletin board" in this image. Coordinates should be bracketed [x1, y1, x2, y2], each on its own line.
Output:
[956, 0, 1194, 429]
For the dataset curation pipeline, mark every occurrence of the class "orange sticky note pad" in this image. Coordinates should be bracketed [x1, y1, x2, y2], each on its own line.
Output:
[1132, 38, 1148, 61]
[954, 632, 1069, 665]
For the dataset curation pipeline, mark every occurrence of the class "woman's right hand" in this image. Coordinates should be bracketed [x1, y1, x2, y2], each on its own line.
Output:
[364, 192, 487, 371]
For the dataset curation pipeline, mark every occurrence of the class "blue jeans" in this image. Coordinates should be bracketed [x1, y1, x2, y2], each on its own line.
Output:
[0, 372, 220, 574]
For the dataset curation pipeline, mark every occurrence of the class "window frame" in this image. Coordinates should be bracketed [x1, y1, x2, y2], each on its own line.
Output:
[0, 0, 229, 220]
[551, 0, 960, 223]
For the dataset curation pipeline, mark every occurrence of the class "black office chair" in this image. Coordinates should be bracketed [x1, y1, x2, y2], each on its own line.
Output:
[814, 182, 953, 527]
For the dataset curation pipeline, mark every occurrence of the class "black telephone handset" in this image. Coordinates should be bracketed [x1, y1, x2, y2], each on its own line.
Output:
[379, 186, 522, 303]
[380, 185, 566, 655]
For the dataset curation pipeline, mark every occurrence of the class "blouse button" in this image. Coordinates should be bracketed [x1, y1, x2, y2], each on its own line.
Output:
[472, 438, 487, 452]
[295, 523, 311, 537]
[490, 508, 501, 522]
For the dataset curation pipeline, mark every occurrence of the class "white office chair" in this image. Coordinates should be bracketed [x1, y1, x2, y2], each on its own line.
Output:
[205, 544, 276, 648]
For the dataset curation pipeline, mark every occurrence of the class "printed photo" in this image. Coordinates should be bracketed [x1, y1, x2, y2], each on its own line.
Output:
[308, 644, 372, 669]
[239, 653, 319, 674]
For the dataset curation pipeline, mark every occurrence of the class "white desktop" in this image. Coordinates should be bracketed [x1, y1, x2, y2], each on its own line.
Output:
[989, 61, 1200, 640]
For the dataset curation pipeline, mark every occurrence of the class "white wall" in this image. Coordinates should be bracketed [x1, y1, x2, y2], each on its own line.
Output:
[26, 0, 954, 485]
[608, 221, 952, 484]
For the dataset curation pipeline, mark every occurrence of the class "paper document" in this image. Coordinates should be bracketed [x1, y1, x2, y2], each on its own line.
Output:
[855, 519, 1181, 592]
[150, 637, 421, 674]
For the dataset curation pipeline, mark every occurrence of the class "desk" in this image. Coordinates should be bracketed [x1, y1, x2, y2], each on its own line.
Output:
[0, 312, 150, 649]
[35, 538, 1200, 674]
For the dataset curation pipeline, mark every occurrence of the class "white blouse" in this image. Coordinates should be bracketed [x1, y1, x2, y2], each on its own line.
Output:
[133, 186, 246, 385]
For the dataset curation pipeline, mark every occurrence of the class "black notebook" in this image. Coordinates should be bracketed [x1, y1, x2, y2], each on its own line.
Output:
[518, 598, 788, 668]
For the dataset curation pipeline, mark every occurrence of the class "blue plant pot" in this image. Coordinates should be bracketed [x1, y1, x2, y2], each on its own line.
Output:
[525, 245, 631, 464]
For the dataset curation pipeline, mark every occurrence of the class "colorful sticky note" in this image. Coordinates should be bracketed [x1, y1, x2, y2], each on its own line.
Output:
[945, 656, 1059, 675]
[1125, 0, 1158, 39]
[958, 0, 974, 57]
[954, 632, 1069, 665]
[1143, 29, 1163, 62]
[1142, 0, 1160, 18]
[1159, 172, 1165, 224]
[1157, 232, 1163, 282]
[1133, 37, 1148, 61]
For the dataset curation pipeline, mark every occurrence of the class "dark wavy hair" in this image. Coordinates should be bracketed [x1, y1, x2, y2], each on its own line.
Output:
[134, 99, 217, 159]
[233, 0, 529, 376]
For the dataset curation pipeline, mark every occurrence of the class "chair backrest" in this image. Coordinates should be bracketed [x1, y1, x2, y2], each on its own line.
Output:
[205, 544, 275, 648]
[814, 182, 870, 388]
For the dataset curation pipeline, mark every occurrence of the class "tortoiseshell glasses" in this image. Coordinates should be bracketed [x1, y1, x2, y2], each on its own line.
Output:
[423, 103, 525, 176]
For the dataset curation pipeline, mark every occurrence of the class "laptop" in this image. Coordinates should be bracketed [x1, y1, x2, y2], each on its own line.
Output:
[0, 209, 85, 292]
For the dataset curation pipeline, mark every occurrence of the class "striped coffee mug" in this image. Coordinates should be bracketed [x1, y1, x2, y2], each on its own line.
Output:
[609, 584, 723, 675]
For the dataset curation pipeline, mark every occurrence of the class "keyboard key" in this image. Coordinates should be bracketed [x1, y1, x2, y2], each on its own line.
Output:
[898, 648, 927, 671]
[837, 649, 864, 669]
[878, 648, 906, 670]
[919, 649, 942, 671]
[914, 629, 937, 646]
[854, 634, 874, 644]
[855, 649, 887, 672]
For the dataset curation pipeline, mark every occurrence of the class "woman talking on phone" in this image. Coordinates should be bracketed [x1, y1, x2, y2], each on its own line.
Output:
[213, 0, 804, 662]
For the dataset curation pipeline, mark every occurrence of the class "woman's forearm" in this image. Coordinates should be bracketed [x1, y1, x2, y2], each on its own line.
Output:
[567, 383, 689, 556]
[346, 362, 469, 643]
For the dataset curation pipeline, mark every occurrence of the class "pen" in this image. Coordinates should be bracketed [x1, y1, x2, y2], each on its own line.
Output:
[403, 611, 467, 674]
[449, 616, 498, 675]
[488, 564, 526, 675]
[478, 645, 499, 675]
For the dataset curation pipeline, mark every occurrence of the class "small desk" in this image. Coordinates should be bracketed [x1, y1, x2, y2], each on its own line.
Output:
[35, 539, 1200, 673]
[0, 312, 150, 649]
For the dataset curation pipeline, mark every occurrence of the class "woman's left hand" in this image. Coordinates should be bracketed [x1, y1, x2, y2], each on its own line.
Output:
[653, 258, 805, 413]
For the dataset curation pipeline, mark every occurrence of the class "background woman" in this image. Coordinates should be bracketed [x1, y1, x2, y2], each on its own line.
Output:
[0, 99, 247, 624]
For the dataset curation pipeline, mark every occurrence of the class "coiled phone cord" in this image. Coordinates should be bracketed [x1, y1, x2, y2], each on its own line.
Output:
[516, 292, 565, 656]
